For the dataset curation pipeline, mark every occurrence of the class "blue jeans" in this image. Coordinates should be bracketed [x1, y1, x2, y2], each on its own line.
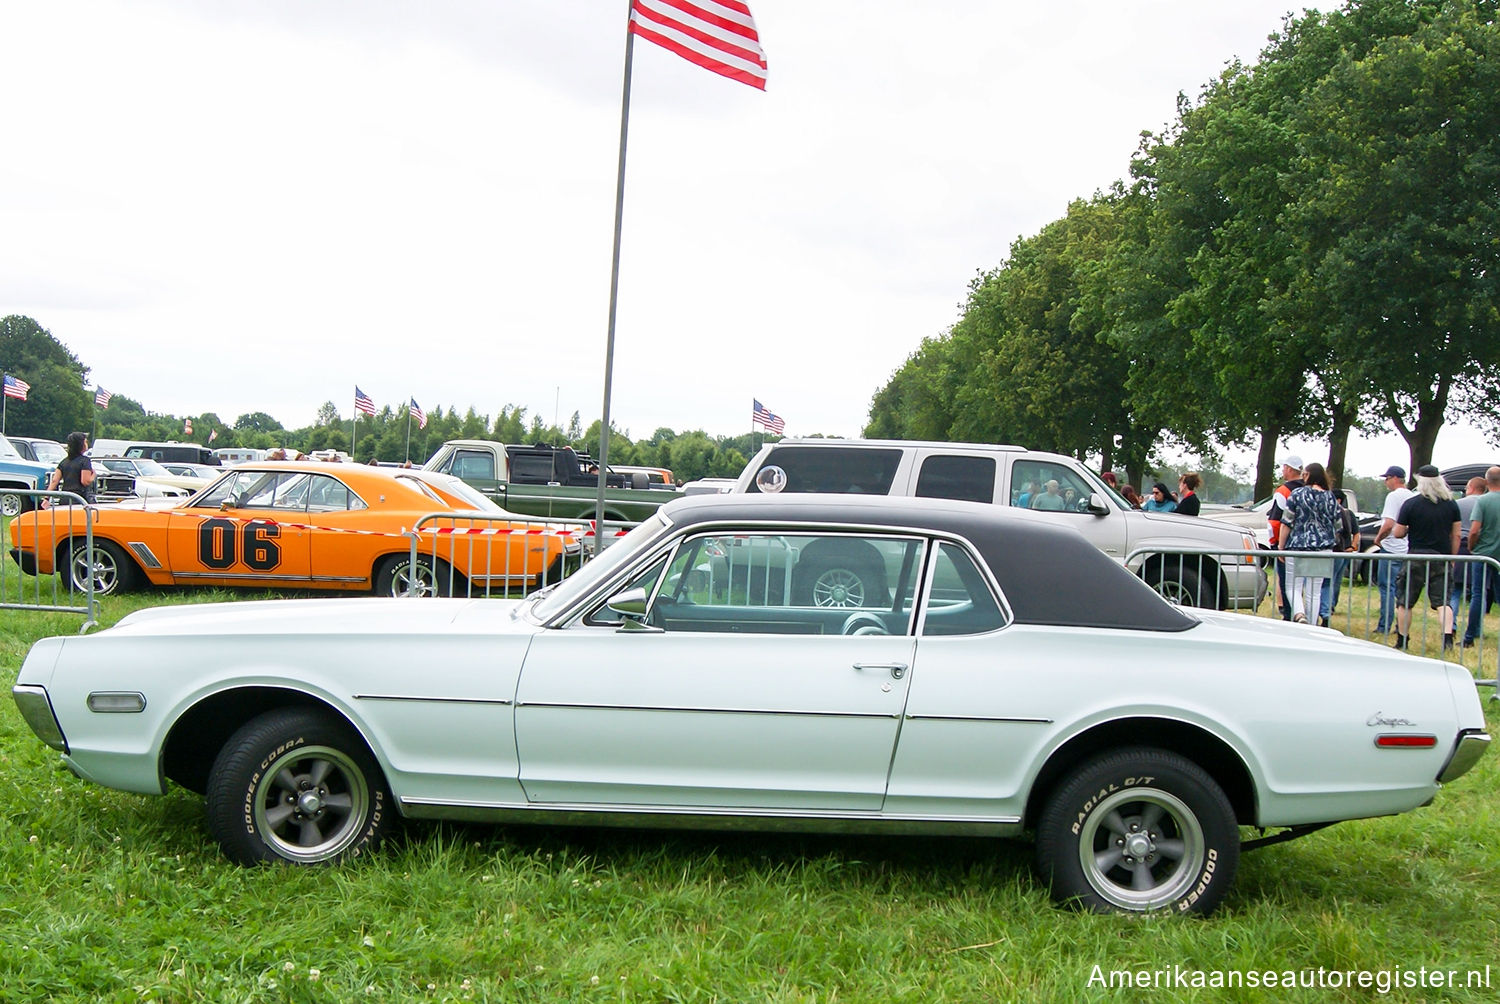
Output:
[1319, 556, 1352, 622]
[1376, 555, 1400, 633]
[1464, 563, 1497, 644]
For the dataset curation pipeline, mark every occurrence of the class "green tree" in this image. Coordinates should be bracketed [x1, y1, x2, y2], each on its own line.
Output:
[0, 315, 91, 437]
[1282, 0, 1500, 473]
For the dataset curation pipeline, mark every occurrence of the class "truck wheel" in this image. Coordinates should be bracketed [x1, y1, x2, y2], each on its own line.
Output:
[793, 555, 886, 608]
[2, 488, 32, 518]
[1035, 747, 1239, 915]
[1145, 563, 1219, 608]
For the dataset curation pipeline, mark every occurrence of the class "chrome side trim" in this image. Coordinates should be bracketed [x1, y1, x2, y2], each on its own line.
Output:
[906, 714, 1053, 724]
[353, 694, 513, 706]
[126, 542, 162, 569]
[1438, 730, 1491, 783]
[398, 798, 1023, 836]
[516, 701, 899, 719]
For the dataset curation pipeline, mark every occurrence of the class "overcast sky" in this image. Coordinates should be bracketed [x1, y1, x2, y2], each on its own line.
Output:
[1, 1, 1490, 475]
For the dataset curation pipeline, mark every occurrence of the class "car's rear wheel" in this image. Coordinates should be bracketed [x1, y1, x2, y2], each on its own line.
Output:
[205, 708, 391, 865]
[62, 539, 137, 595]
[1036, 747, 1239, 916]
[375, 554, 461, 597]
[1145, 562, 1220, 609]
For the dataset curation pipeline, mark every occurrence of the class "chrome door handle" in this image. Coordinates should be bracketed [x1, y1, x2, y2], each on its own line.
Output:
[854, 662, 907, 680]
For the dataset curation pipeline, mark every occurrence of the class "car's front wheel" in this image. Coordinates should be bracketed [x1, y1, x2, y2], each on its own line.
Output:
[62, 540, 137, 595]
[205, 708, 391, 865]
[1035, 747, 1239, 915]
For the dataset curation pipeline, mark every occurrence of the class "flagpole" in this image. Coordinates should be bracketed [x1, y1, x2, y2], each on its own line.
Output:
[405, 401, 412, 464]
[594, 6, 636, 555]
[351, 391, 358, 462]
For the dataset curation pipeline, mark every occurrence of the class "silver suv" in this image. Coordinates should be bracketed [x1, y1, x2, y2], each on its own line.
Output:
[735, 439, 1265, 610]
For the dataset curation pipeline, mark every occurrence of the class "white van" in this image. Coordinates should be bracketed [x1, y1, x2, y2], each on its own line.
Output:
[736, 439, 1266, 610]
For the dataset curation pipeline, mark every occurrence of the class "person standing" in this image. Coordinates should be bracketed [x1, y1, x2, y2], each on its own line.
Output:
[1142, 482, 1177, 512]
[1448, 477, 1487, 624]
[1392, 465, 1461, 651]
[1462, 466, 1500, 647]
[1175, 473, 1202, 516]
[1278, 462, 1341, 625]
[1322, 490, 1362, 625]
[1265, 454, 1305, 620]
[1371, 465, 1414, 635]
[44, 431, 96, 506]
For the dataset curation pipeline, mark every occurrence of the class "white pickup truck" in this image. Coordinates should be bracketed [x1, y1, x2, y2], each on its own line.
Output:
[736, 439, 1266, 610]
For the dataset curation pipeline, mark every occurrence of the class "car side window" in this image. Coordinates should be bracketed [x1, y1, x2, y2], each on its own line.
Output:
[306, 475, 358, 511]
[920, 542, 1008, 636]
[596, 532, 924, 636]
[1009, 461, 1093, 514]
[915, 455, 996, 504]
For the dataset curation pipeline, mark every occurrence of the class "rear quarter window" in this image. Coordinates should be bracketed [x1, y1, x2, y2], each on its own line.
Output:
[750, 447, 903, 495]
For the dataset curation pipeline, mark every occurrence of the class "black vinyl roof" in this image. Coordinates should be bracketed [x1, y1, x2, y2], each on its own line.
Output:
[660, 494, 1197, 633]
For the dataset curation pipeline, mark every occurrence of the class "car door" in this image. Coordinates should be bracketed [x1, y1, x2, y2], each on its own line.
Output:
[164, 469, 312, 586]
[514, 530, 925, 811]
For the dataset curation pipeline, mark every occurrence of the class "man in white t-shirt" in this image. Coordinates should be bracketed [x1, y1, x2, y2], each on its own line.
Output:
[1371, 465, 1414, 634]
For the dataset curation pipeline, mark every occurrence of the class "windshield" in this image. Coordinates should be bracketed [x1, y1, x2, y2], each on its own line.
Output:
[31, 441, 65, 464]
[529, 512, 675, 622]
[131, 458, 174, 477]
[0, 437, 21, 459]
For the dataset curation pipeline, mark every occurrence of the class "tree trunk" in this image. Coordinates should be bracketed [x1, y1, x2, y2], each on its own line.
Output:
[1325, 398, 1358, 490]
[1253, 421, 1282, 499]
[1387, 376, 1451, 482]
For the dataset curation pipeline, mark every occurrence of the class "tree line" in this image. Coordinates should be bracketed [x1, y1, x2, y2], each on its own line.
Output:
[866, 0, 1499, 497]
[0, 314, 772, 483]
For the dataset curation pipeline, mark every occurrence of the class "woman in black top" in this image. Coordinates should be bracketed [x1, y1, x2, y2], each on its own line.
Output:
[47, 431, 96, 505]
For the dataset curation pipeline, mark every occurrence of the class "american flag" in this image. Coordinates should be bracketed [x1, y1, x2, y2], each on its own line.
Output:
[208, 428, 218, 443]
[354, 386, 376, 416]
[752, 399, 785, 435]
[3, 374, 29, 400]
[94, 387, 113, 408]
[629, 0, 767, 90]
[409, 398, 427, 429]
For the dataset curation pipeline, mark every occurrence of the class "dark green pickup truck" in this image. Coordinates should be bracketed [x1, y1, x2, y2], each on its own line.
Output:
[422, 440, 681, 523]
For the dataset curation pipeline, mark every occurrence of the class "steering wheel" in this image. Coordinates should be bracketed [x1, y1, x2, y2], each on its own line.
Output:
[842, 612, 889, 636]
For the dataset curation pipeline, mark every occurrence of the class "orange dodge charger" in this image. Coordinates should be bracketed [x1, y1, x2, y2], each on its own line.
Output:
[8, 461, 583, 597]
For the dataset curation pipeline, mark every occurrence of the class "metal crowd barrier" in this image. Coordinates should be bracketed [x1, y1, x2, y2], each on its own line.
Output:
[1125, 544, 1500, 694]
[0, 490, 99, 632]
[404, 513, 635, 598]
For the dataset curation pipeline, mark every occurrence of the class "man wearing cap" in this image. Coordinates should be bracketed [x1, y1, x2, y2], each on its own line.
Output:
[1265, 454, 1304, 620]
[1371, 465, 1414, 635]
[1393, 465, 1461, 650]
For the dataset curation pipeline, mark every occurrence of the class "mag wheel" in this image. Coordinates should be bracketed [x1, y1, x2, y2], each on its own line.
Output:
[63, 540, 135, 595]
[376, 554, 460, 597]
[1036, 747, 1239, 915]
[205, 708, 391, 865]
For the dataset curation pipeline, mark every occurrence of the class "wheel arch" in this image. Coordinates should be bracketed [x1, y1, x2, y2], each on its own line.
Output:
[1023, 717, 1257, 830]
[162, 686, 380, 796]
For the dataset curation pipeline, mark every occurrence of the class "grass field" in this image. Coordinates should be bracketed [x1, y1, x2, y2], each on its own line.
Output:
[2, 585, 1499, 1001]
